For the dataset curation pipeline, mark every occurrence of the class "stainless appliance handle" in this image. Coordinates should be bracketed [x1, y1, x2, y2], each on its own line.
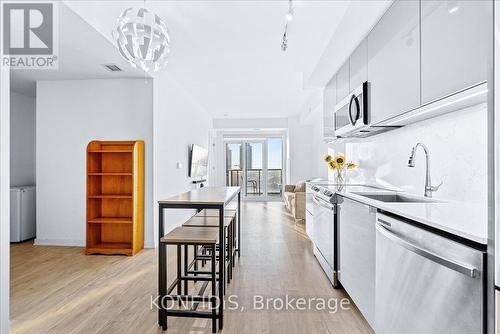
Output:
[348, 94, 360, 125]
[313, 196, 334, 210]
[376, 222, 479, 278]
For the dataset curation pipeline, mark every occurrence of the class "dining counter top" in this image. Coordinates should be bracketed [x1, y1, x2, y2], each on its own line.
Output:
[158, 186, 240, 206]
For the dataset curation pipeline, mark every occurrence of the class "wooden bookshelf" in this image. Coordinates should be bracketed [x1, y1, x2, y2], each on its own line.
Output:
[85, 141, 144, 256]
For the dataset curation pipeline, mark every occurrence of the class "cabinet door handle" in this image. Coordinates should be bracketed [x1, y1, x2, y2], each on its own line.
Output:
[376, 222, 479, 278]
[313, 197, 334, 210]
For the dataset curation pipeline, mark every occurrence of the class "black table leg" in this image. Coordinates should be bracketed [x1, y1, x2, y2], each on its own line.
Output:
[211, 245, 217, 333]
[158, 205, 167, 330]
[177, 245, 182, 305]
[238, 192, 241, 257]
[218, 205, 225, 329]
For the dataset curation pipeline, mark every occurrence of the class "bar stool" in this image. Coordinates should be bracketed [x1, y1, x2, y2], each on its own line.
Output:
[183, 216, 234, 284]
[160, 226, 220, 333]
[195, 209, 238, 268]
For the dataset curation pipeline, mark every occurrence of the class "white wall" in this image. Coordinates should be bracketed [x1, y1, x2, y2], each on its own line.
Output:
[10, 92, 35, 187]
[36, 79, 154, 247]
[288, 115, 316, 184]
[213, 117, 288, 129]
[0, 54, 10, 334]
[153, 75, 212, 242]
[337, 104, 487, 206]
[312, 119, 328, 180]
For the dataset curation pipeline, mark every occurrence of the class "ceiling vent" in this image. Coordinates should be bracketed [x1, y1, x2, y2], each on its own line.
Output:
[103, 64, 123, 72]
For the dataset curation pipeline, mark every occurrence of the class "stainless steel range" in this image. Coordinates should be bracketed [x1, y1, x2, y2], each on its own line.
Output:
[310, 184, 338, 287]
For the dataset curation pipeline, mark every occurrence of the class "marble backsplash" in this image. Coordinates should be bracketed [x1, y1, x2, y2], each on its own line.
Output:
[330, 103, 487, 206]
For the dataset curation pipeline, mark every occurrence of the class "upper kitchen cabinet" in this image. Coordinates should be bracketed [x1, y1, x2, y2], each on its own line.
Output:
[349, 39, 367, 91]
[367, 0, 420, 125]
[421, 0, 490, 104]
[323, 75, 336, 141]
[336, 60, 350, 102]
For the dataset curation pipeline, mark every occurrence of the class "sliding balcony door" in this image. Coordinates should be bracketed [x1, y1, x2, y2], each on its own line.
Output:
[225, 137, 283, 200]
[244, 140, 265, 198]
[266, 137, 283, 198]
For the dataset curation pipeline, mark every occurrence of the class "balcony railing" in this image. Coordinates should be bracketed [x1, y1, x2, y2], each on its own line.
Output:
[226, 168, 282, 196]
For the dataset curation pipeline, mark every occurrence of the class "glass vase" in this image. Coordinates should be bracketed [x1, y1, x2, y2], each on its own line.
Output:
[335, 168, 345, 191]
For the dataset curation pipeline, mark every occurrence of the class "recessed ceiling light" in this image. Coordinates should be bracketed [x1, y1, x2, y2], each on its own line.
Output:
[102, 64, 123, 72]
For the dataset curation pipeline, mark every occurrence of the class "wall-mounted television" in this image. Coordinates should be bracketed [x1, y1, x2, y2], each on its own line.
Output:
[188, 144, 209, 178]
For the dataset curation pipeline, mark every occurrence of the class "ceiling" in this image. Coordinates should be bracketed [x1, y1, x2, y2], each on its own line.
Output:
[10, 3, 149, 97]
[12, 1, 391, 118]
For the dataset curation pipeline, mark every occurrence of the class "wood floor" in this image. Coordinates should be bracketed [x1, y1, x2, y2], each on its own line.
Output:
[10, 202, 373, 334]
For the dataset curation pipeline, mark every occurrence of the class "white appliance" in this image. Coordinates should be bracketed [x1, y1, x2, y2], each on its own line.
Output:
[333, 82, 370, 137]
[311, 185, 338, 287]
[333, 81, 398, 138]
[10, 186, 36, 242]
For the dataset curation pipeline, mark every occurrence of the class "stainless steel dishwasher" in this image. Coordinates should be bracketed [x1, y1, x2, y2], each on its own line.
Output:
[338, 196, 376, 328]
[376, 212, 485, 334]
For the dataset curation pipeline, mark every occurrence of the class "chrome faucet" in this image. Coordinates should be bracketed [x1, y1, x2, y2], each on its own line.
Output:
[408, 143, 443, 198]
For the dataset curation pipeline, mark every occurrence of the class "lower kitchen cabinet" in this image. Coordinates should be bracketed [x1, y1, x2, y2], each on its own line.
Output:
[338, 196, 376, 328]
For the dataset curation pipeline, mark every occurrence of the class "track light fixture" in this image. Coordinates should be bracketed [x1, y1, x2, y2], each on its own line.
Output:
[281, 0, 294, 51]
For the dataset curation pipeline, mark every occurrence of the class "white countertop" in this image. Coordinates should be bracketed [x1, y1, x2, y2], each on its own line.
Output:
[330, 185, 487, 245]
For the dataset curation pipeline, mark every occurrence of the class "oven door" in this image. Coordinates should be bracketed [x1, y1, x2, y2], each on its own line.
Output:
[334, 81, 369, 137]
[313, 196, 335, 270]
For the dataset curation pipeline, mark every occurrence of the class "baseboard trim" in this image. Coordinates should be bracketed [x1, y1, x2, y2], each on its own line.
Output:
[34, 239, 156, 249]
[34, 238, 85, 247]
[144, 241, 155, 249]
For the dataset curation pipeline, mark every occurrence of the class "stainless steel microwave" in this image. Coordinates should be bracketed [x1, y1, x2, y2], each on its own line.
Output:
[333, 81, 369, 137]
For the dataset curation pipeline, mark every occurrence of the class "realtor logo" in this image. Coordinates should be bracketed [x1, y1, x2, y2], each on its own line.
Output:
[2, 2, 58, 69]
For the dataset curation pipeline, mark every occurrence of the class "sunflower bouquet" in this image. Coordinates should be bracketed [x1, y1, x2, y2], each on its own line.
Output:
[323, 154, 357, 187]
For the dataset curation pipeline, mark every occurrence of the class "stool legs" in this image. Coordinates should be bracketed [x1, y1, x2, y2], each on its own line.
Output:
[183, 245, 188, 296]
[193, 245, 198, 282]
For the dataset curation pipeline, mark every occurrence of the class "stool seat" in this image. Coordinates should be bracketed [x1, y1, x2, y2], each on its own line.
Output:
[183, 216, 232, 228]
[160, 226, 219, 245]
[196, 209, 236, 218]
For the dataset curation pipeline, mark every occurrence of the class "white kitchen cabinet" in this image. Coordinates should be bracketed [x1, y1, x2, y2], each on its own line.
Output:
[323, 76, 336, 140]
[421, 0, 490, 104]
[336, 60, 350, 102]
[349, 38, 367, 91]
[367, 0, 420, 124]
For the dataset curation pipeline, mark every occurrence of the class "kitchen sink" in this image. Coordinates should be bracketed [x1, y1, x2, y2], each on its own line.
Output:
[352, 193, 440, 203]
